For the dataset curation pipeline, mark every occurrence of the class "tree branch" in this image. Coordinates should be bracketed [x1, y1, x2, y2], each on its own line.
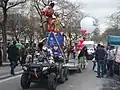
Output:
[7, 0, 26, 10]
[42, 0, 47, 6]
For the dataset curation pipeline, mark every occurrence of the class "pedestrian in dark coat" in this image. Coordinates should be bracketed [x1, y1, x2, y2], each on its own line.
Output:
[95, 44, 106, 78]
[8, 41, 19, 75]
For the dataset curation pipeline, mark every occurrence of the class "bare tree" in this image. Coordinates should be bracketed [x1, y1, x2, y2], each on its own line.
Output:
[106, 11, 120, 29]
[7, 13, 30, 41]
[32, 0, 48, 38]
[0, 0, 27, 65]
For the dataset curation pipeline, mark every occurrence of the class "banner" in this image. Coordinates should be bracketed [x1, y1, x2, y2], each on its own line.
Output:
[46, 32, 64, 56]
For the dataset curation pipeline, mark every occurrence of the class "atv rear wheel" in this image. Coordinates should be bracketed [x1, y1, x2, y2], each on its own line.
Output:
[48, 73, 57, 90]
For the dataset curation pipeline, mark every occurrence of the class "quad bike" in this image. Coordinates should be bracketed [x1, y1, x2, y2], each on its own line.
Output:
[21, 56, 57, 90]
[21, 55, 68, 90]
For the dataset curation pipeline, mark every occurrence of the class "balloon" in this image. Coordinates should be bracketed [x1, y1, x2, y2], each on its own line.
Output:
[80, 17, 97, 33]
[81, 29, 86, 33]
[76, 39, 84, 50]
[79, 40, 84, 44]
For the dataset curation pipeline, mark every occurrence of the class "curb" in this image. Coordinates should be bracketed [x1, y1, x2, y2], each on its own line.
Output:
[1, 63, 10, 67]
[1, 58, 38, 67]
[0, 70, 23, 80]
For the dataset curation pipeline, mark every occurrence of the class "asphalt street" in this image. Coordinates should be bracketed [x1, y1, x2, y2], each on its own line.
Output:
[0, 61, 120, 90]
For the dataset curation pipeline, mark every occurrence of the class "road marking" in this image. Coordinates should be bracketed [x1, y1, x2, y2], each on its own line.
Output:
[0, 74, 21, 83]
[0, 70, 23, 80]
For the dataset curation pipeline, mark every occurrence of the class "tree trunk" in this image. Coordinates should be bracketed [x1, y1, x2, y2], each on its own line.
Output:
[0, 48, 2, 66]
[29, 35, 33, 47]
[24, 36, 27, 43]
[15, 32, 19, 42]
[2, 9, 7, 62]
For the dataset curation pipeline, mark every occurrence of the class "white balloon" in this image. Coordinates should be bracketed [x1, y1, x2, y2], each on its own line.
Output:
[80, 17, 97, 33]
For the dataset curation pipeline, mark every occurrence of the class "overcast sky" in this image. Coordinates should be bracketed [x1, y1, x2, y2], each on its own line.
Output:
[70, 0, 119, 31]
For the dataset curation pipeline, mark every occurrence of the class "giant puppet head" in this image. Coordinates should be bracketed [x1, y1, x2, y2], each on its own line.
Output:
[41, 3, 55, 17]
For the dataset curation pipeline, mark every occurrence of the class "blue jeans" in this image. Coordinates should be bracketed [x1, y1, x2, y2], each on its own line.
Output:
[97, 60, 104, 77]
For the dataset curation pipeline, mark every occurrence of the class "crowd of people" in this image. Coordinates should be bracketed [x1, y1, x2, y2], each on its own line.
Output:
[70, 43, 116, 78]
[93, 44, 115, 78]
[7, 40, 64, 75]
[7, 41, 36, 75]
[4, 39, 116, 78]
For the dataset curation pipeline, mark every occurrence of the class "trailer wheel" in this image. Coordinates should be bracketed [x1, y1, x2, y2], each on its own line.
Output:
[77, 65, 82, 73]
[64, 67, 68, 80]
[59, 69, 66, 83]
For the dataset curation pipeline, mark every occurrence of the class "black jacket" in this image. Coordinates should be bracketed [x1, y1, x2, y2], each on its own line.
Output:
[78, 48, 88, 59]
[8, 44, 19, 61]
[95, 47, 106, 61]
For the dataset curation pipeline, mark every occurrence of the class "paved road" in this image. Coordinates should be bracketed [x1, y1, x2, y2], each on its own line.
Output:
[0, 61, 120, 90]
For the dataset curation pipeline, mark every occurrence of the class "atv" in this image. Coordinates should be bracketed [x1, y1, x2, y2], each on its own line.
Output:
[21, 56, 68, 90]
[21, 56, 57, 90]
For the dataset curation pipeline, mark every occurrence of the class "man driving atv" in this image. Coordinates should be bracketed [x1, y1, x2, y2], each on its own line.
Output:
[38, 42, 54, 63]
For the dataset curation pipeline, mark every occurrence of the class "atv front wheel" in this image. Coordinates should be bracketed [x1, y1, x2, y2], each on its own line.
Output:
[48, 73, 57, 90]
[21, 73, 31, 89]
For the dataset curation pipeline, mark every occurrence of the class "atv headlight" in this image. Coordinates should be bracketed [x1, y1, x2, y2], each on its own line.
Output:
[22, 66, 27, 71]
[43, 67, 48, 71]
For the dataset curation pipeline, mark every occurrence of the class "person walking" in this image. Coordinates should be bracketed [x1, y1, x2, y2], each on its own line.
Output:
[78, 46, 88, 69]
[71, 45, 76, 59]
[95, 44, 106, 78]
[104, 47, 108, 75]
[107, 46, 115, 77]
[8, 41, 19, 75]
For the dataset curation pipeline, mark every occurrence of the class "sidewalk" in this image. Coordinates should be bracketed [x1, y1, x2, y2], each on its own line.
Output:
[0, 58, 38, 80]
[1, 57, 38, 66]
[0, 65, 22, 80]
[2, 62, 10, 66]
